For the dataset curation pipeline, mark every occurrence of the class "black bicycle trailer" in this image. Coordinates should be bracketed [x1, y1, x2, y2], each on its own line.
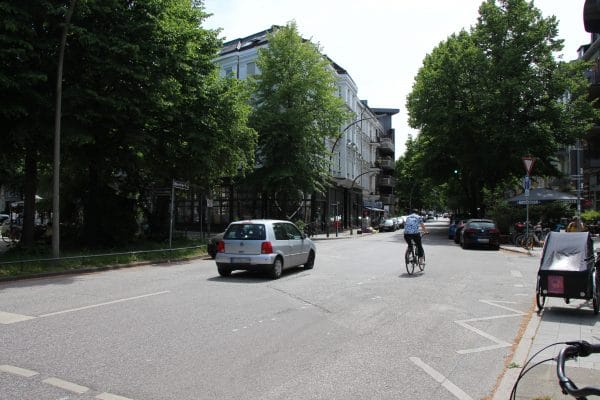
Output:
[536, 231, 599, 314]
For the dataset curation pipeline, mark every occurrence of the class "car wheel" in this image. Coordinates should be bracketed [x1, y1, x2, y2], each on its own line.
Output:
[304, 251, 315, 269]
[270, 257, 283, 279]
[217, 265, 231, 277]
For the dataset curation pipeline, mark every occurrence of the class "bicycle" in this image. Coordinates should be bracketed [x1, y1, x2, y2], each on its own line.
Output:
[405, 232, 426, 275]
[0, 224, 21, 244]
[510, 340, 600, 399]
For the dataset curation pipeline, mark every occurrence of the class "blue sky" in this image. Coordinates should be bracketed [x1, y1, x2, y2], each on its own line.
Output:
[202, 1, 592, 157]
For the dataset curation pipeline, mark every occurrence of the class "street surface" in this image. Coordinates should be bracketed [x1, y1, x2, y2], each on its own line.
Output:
[0, 221, 539, 400]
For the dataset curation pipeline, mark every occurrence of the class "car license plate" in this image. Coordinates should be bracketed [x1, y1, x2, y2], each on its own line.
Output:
[231, 257, 250, 263]
[477, 238, 489, 243]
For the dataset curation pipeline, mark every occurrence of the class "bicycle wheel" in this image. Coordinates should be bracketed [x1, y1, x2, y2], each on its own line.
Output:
[405, 247, 414, 275]
[523, 235, 534, 250]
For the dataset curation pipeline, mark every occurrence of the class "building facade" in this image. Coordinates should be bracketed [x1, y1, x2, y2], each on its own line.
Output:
[211, 27, 398, 232]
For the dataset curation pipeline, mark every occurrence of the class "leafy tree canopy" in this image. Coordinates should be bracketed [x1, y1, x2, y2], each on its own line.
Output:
[405, 0, 599, 214]
[249, 22, 348, 206]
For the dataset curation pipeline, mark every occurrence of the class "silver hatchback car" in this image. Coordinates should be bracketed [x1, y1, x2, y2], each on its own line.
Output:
[214, 219, 316, 279]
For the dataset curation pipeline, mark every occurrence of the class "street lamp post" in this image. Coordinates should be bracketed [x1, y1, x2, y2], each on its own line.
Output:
[326, 115, 381, 237]
[52, 0, 77, 259]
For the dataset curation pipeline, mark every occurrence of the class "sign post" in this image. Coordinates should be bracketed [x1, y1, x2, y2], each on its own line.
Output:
[522, 157, 535, 245]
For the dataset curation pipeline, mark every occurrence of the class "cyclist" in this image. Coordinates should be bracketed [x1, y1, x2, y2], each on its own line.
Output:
[403, 209, 429, 264]
[566, 216, 586, 232]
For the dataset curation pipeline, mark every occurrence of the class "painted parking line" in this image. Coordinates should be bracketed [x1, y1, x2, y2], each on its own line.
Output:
[39, 291, 170, 317]
[0, 311, 35, 325]
[43, 377, 89, 394]
[1, 364, 135, 399]
[410, 357, 474, 400]
[96, 392, 135, 400]
[0, 291, 170, 325]
[455, 300, 525, 354]
[0, 364, 39, 377]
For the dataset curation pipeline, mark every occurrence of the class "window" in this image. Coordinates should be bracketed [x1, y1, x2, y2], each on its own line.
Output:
[246, 62, 256, 76]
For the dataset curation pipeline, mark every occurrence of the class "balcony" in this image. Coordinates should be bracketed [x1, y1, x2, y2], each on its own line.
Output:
[377, 176, 395, 187]
[378, 137, 394, 154]
[376, 158, 395, 170]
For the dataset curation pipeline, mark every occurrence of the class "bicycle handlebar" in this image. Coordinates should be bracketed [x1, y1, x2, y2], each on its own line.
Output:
[557, 341, 600, 397]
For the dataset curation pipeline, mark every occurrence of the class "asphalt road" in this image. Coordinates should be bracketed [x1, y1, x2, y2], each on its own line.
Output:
[0, 221, 539, 400]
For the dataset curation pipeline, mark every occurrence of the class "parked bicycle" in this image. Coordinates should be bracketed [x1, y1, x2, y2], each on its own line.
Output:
[510, 340, 600, 399]
[0, 222, 21, 244]
[405, 232, 427, 275]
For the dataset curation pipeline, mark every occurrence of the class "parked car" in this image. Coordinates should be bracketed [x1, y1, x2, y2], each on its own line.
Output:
[449, 217, 466, 240]
[395, 216, 405, 229]
[453, 219, 467, 243]
[379, 219, 396, 232]
[206, 231, 224, 259]
[459, 219, 500, 250]
[214, 219, 316, 279]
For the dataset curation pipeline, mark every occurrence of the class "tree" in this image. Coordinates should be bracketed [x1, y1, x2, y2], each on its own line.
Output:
[0, 0, 257, 247]
[406, 0, 599, 214]
[248, 22, 348, 218]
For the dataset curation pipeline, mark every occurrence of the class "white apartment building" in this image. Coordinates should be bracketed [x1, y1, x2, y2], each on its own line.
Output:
[213, 27, 397, 231]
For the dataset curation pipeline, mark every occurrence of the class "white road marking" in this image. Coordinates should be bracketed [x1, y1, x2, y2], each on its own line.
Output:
[514, 284, 524, 288]
[410, 357, 474, 400]
[39, 291, 170, 317]
[0, 364, 38, 377]
[43, 377, 89, 394]
[511, 270, 523, 278]
[455, 300, 525, 354]
[96, 393, 135, 400]
[0, 311, 35, 325]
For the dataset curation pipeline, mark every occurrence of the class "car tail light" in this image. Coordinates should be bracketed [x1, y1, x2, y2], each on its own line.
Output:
[217, 240, 225, 253]
[464, 228, 476, 234]
[489, 228, 499, 233]
[261, 241, 273, 254]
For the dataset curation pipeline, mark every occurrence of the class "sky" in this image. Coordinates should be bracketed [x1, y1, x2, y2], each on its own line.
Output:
[202, 0, 593, 158]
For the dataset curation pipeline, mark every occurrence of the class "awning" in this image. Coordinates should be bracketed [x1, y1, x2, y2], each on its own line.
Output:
[364, 206, 385, 212]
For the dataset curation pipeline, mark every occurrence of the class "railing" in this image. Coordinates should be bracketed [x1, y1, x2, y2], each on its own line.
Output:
[377, 176, 395, 186]
[377, 158, 395, 170]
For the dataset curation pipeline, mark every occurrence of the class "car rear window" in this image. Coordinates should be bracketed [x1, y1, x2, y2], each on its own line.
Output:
[469, 222, 496, 229]
[224, 224, 266, 240]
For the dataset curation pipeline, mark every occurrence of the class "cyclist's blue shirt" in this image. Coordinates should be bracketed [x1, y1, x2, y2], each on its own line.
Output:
[404, 214, 423, 234]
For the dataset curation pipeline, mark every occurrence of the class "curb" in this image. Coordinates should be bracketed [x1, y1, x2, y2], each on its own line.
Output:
[492, 307, 541, 399]
[0, 254, 209, 283]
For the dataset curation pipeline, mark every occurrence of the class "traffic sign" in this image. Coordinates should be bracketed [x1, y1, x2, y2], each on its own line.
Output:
[172, 180, 190, 190]
[522, 156, 535, 176]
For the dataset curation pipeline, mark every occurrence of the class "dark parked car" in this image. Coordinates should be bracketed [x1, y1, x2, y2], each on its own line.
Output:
[207, 232, 224, 259]
[453, 219, 467, 243]
[459, 219, 500, 250]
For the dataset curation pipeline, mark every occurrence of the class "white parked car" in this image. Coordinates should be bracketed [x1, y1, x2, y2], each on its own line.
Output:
[215, 219, 316, 279]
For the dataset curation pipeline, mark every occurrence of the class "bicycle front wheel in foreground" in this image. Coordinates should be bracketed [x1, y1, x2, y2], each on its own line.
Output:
[405, 251, 414, 275]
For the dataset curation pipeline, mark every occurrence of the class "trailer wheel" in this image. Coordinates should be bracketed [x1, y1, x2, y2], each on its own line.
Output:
[536, 278, 545, 312]
[536, 292, 546, 312]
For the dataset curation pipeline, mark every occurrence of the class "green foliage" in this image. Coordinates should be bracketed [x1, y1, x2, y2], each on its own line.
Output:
[0, 0, 257, 246]
[248, 22, 348, 213]
[581, 210, 600, 223]
[405, 0, 600, 214]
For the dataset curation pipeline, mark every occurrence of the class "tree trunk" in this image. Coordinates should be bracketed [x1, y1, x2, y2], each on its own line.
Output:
[21, 146, 38, 248]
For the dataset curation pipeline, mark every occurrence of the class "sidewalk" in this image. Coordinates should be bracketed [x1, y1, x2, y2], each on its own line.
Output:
[494, 239, 600, 399]
[309, 229, 375, 241]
